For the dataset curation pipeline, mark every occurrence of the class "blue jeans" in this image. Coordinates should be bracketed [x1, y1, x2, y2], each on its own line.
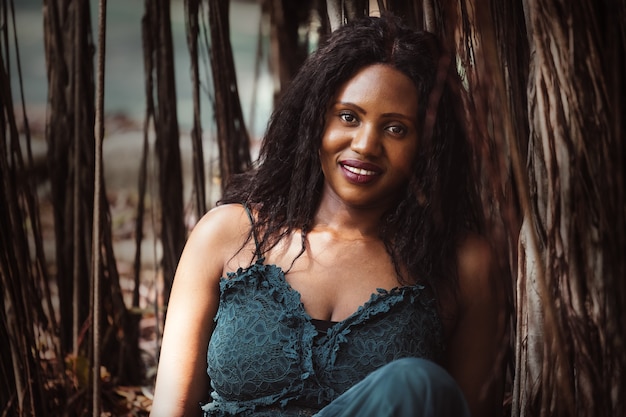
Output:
[315, 358, 470, 417]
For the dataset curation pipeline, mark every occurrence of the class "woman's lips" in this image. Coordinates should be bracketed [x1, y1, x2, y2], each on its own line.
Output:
[339, 160, 382, 184]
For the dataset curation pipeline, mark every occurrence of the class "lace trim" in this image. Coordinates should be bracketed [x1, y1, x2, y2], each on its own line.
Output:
[206, 260, 442, 416]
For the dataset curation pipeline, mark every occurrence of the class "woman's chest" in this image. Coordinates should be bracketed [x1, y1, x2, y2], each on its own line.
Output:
[207, 265, 443, 402]
[267, 237, 410, 322]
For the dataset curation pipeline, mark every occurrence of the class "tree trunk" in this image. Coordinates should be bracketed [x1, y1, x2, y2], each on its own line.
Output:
[326, 0, 368, 31]
[514, 0, 626, 416]
[43, 0, 143, 393]
[142, 0, 186, 304]
[0, 40, 50, 415]
[382, 1, 626, 416]
[184, 0, 208, 219]
[268, 0, 317, 100]
[208, 0, 252, 191]
[43, 0, 94, 354]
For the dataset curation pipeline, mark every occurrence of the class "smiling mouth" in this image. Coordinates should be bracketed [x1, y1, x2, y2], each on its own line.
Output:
[342, 165, 377, 176]
[339, 161, 382, 184]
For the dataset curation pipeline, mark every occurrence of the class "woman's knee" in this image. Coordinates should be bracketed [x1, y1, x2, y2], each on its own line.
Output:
[372, 357, 456, 389]
[368, 358, 469, 415]
[317, 358, 469, 417]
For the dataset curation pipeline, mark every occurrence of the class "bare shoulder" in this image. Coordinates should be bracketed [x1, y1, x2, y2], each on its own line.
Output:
[190, 204, 251, 248]
[180, 203, 254, 276]
[194, 203, 250, 234]
[456, 233, 498, 306]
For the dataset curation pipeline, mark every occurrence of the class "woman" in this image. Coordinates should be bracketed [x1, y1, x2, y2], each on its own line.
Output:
[151, 14, 505, 417]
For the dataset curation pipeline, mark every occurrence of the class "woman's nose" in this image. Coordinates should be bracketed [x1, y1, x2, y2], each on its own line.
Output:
[350, 124, 381, 156]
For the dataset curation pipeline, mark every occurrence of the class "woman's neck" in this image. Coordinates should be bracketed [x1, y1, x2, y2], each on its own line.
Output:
[313, 197, 387, 241]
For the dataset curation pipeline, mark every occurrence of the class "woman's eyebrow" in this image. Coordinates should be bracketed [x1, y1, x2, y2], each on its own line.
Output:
[332, 102, 415, 122]
[334, 102, 367, 114]
[381, 112, 416, 122]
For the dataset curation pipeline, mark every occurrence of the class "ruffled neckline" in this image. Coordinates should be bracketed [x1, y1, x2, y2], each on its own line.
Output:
[221, 258, 431, 336]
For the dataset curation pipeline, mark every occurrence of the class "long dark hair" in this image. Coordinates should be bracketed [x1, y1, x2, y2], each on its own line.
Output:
[220, 14, 481, 294]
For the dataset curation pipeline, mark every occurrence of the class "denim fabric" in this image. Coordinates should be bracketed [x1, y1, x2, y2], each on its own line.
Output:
[315, 358, 470, 417]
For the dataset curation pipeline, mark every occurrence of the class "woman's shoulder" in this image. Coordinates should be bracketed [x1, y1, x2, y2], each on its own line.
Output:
[186, 203, 254, 263]
[195, 202, 252, 237]
[455, 232, 503, 313]
[198, 203, 250, 226]
[456, 233, 493, 282]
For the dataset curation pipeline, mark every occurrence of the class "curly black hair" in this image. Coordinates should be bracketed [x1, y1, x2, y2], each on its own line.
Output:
[220, 13, 481, 295]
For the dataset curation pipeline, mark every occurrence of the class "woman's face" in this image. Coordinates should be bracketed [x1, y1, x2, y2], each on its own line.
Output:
[320, 64, 420, 211]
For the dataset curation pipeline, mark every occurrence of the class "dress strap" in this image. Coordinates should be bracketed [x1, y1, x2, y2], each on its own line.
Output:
[242, 203, 262, 259]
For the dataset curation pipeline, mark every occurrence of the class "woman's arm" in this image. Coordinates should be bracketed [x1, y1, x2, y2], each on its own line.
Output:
[150, 205, 251, 417]
[445, 235, 507, 417]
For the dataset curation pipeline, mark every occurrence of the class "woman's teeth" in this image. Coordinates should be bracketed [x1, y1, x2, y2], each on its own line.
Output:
[343, 165, 376, 176]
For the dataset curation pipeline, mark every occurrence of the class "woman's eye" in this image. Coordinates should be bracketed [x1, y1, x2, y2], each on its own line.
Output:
[339, 112, 357, 124]
[386, 125, 407, 136]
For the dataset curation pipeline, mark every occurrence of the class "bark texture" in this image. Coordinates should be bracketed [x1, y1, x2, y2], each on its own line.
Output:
[142, 0, 186, 303]
[208, 0, 252, 192]
[515, 0, 626, 415]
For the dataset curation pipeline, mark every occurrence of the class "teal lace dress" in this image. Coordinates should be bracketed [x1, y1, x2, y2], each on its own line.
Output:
[202, 253, 453, 416]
